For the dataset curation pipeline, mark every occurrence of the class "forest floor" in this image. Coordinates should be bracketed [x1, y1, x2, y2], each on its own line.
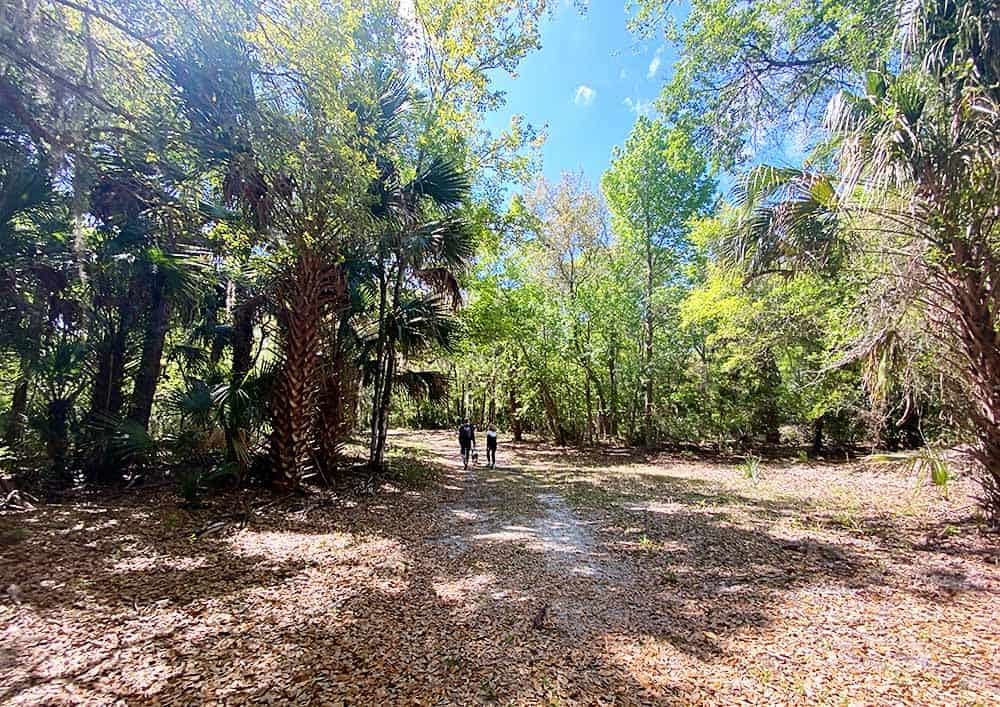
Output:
[2, 430, 999, 706]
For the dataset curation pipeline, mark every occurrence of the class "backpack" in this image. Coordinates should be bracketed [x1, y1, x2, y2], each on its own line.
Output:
[458, 424, 473, 445]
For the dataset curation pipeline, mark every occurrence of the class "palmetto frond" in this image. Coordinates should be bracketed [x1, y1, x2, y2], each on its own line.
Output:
[395, 370, 449, 402]
[371, 69, 412, 146]
[723, 166, 843, 278]
[406, 215, 475, 269]
[405, 156, 471, 210]
[143, 246, 213, 310]
[165, 379, 220, 429]
[389, 295, 460, 357]
[416, 267, 462, 309]
[0, 147, 51, 239]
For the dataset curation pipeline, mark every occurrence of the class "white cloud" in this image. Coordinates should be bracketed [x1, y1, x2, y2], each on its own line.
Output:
[647, 47, 664, 79]
[624, 96, 654, 117]
[574, 84, 596, 106]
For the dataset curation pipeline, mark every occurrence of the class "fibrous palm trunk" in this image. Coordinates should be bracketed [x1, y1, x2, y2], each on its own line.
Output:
[945, 239, 1000, 523]
[270, 255, 327, 491]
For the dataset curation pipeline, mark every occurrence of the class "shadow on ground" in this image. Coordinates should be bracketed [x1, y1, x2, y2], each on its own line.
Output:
[1, 428, 997, 704]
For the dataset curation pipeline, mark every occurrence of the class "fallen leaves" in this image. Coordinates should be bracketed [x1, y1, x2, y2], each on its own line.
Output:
[1, 429, 998, 705]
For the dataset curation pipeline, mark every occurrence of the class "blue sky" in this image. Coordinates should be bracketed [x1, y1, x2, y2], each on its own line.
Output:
[482, 1, 812, 197]
[483, 1, 685, 190]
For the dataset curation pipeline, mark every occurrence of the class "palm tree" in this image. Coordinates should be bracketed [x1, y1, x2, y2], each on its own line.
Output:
[365, 162, 473, 471]
[727, 0, 1000, 520]
[347, 70, 474, 471]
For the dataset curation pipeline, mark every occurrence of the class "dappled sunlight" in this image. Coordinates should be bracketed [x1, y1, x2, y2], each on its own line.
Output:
[3, 429, 998, 704]
[111, 554, 209, 574]
[227, 528, 367, 561]
[432, 572, 496, 605]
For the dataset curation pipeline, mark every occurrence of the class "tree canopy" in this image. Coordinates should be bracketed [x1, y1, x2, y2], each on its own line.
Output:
[2, 0, 1000, 525]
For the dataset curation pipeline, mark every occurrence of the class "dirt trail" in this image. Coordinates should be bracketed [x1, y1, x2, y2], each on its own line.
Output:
[423, 434, 611, 580]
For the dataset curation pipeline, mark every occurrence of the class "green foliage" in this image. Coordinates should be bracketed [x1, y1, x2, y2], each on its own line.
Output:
[908, 447, 951, 491]
[739, 455, 763, 482]
[1, 0, 994, 525]
[629, 0, 898, 168]
[0, 0, 551, 491]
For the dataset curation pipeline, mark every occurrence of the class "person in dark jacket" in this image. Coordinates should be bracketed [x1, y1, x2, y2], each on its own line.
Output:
[485, 423, 498, 468]
[458, 418, 476, 469]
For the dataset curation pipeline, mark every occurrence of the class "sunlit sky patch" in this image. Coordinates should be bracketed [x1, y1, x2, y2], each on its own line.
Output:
[483, 1, 809, 196]
[484, 1, 683, 187]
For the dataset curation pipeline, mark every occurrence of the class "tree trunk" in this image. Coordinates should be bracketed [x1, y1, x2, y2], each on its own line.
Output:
[45, 398, 73, 489]
[754, 349, 782, 446]
[86, 309, 129, 484]
[945, 244, 1000, 523]
[540, 380, 565, 446]
[89, 326, 127, 423]
[607, 343, 618, 437]
[373, 347, 395, 469]
[231, 296, 256, 385]
[5, 372, 28, 446]
[226, 293, 257, 473]
[368, 265, 390, 470]
[488, 362, 497, 425]
[585, 373, 593, 445]
[900, 405, 923, 450]
[508, 367, 522, 441]
[370, 252, 404, 471]
[315, 319, 359, 478]
[644, 234, 655, 447]
[270, 255, 326, 491]
[811, 415, 824, 456]
[127, 275, 170, 430]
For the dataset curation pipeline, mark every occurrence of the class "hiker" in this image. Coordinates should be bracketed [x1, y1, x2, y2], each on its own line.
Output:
[458, 418, 476, 469]
[485, 424, 498, 468]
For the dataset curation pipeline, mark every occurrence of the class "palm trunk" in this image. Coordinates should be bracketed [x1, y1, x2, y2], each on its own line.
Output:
[226, 293, 257, 473]
[45, 398, 73, 489]
[370, 253, 403, 471]
[368, 266, 389, 469]
[127, 275, 169, 430]
[231, 296, 256, 385]
[89, 326, 127, 423]
[945, 240, 1000, 523]
[86, 312, 129, 484]
[270, 255, 325, 491]
[375, 347, 395, 465]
